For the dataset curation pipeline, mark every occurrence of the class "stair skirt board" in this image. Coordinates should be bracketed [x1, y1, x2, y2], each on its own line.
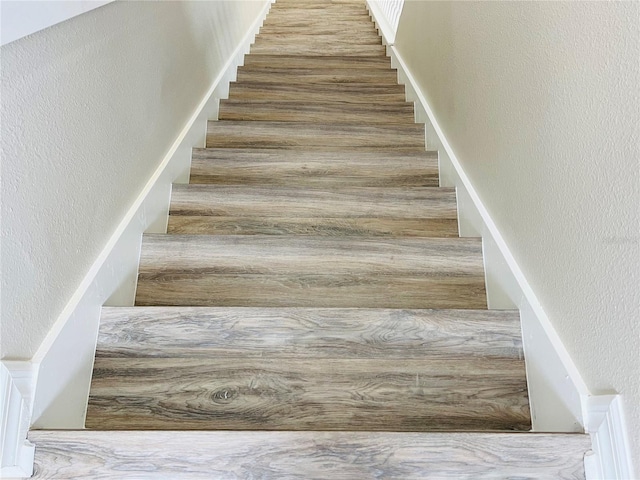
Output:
[25, 0, 597, 478]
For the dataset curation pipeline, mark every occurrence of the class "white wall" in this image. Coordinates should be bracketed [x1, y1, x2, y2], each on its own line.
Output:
[1, 0, 268, 360]
[395, 0, 639, 470]
[0, 1, 113, 46]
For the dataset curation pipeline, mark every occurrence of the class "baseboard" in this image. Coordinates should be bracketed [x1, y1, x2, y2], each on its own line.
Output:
[1, 362, 35, 479]
[21, 0, 272, 440]
[584, 396, 636, 480]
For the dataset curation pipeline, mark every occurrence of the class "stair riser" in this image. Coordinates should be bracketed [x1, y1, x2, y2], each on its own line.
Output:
[206, 122, 425, 150]
[254, 33, 382, 45]
[218, 102, 415, 124]
[228, 83, 406, 104]
[86, 356, 530, 431]
[236, 69, 399, 85]
[250, 43, 386, 56]
[241, 55, 392, 70]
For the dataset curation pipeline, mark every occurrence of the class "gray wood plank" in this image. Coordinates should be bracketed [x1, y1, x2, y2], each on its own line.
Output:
[96, 307, 523, 359]
[188, 148, 439, 187]
[206, 121, 425, 150]
[250, 42, 386, 57]
[241, 54, 391, 70]
[228, 82, 406, 104]
[218, 100, 415, 124]
[235, 67, 399, 84]
[29, 431, 590, 479]
[86, 356, 530, 430]
[169, 186, 456, 219]
[137, 235, 484, 276]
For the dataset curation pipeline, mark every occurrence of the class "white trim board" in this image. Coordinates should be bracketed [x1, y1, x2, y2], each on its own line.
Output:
[16, 0, 273, 439]
[367, 5, 634, 478]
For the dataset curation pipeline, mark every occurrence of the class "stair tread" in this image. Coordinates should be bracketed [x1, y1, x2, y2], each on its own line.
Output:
[206, 121, 425, 150]
[29, 431, 589, 479]
[97, 306, 521, 358]
[218, 100, 414, 124]
[254, 33, 382, 45]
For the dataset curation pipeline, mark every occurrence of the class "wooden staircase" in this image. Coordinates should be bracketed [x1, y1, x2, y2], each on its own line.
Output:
[29, 0, 590, 477]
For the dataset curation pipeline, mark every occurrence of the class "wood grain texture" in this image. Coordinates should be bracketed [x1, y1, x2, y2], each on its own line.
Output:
[218, 99, 415, 124]
[255, 33, 382, 46]
[168, 216, 458, 237]
[188, 148, 439, 187]
[249, 42, 386, 57]
[29, 431, 590, 479]
[236, 67, 399, 85]
[137, 235, 484, 276]
[241, 54, 391, 70]
[259, 24, 378, 35]
[169, 185, 456, 218]
[96, 307, 523, 359]
[228, 81, 406, 104]
[86, 356, 530, 430]
[206, 121, 425, 150]
[135, 274, 487, 309]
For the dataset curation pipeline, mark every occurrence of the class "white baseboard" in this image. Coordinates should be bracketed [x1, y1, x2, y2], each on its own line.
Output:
[584, 396, 636, 480]
[368, 8, 636, 473]
[21, 0, 272, 438]
[1, 362, 35, 479]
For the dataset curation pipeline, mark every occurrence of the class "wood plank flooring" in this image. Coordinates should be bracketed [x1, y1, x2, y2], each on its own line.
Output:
[29, 431, 590, 479]
[30, 0, 590, 476]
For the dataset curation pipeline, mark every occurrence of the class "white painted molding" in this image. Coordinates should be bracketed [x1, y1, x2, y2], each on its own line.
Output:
[365, 0, 403, 46]
[1, 362, 35, 479]
[27, 0, 273, 436]
[584, 396, 635, 480]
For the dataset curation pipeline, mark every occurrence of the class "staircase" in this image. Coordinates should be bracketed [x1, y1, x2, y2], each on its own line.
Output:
[28, 0, 590, 477]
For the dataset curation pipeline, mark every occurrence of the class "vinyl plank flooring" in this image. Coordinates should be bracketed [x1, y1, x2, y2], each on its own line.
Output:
[29, 431, 590, 480]
[255, 33, 382, 46]
[86, 356, 530, 431]
[188, 148, 439, 187]
[218, 100, 415, 124]
[169, 185, 456, 219]
[241, 54, 391, 70]
[135, 273, 487, 309]
[167, 216, 459, 237]
[235, 67, 399, 85]
[228, 82, 406, 104]
[250, 42, 386, 57]
[206, 121, 425, 150]
[137, 235, 484, 276]
[259, 24, 378, 35]
[96, 307, 523, 359]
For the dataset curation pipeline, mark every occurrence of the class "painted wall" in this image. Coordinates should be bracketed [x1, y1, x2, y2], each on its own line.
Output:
[1, 0, 268, 359]
[0, 1, 113, 46]
[395, 0, 639, 467]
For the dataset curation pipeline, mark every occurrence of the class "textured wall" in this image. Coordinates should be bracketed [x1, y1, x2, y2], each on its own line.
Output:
[1, 0, 268, 359]
[395, 0, 639, 467]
